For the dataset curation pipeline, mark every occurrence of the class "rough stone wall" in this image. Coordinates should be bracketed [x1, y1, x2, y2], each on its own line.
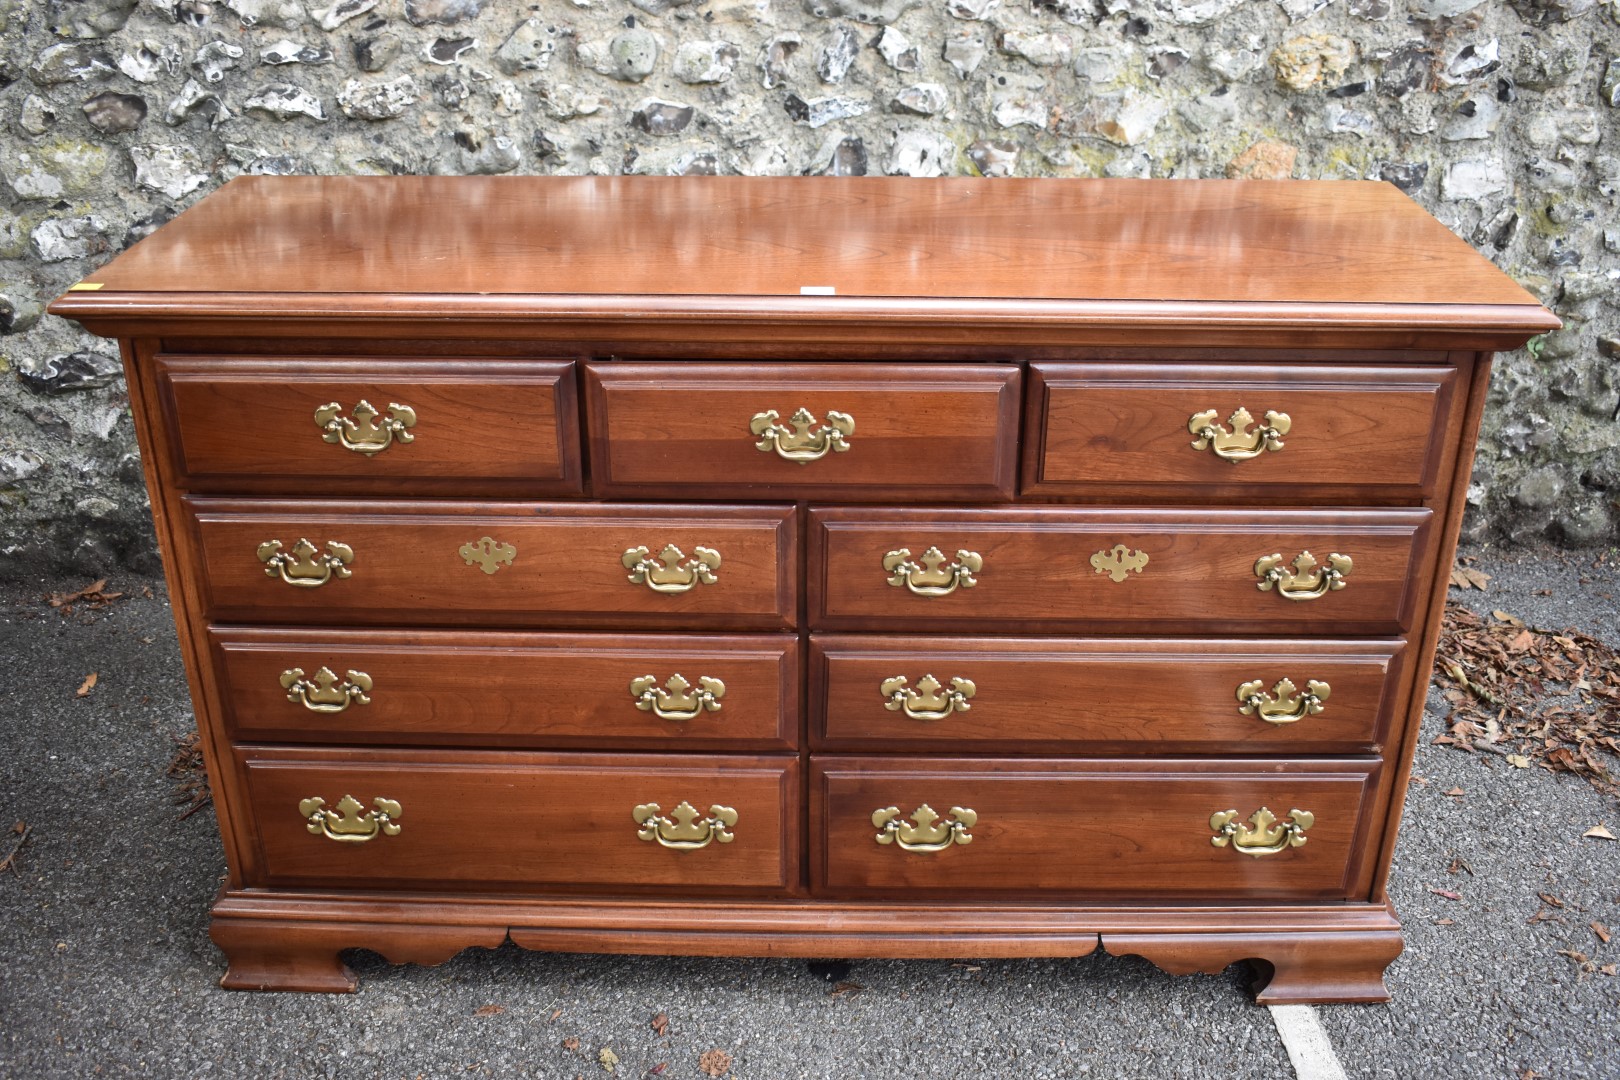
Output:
[0, 0, 1616, 575]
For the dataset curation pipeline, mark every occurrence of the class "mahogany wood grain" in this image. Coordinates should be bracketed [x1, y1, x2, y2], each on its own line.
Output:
[157, 356, 580, 494]
[239, 748, 801, 893]
[212, 628, 799, 750]
[1103, 929, 1405, 1005]
[811, 636, 1407, 755]
[584, 361, 1022, 502]
[811, 757, 1380, 898]
[186, 499, 798, 630]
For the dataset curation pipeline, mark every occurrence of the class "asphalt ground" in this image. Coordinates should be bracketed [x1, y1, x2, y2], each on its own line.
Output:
[2, 543, 1616, 1080]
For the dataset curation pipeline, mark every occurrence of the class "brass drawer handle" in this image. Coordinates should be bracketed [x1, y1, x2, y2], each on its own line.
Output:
[750, 407, 854, 463]
[622, 543, 721, 594]
[1189, 407, 1290, 462]
[280, 666, 372, 713]
[1210, 807, 1313, 857]
[630, 674, 725, 721]
[258, 538, 353, 588]
[633, 801, 737, 849]
[314, 399, 416, 456]
[299, 794, 401, 843]
[1255, 551, 1351, 601]
[1237, 678, 1330, 725]
[881, 674, 975, 721]
[884, 546, 981, 597]
[873, 803, 976, 851]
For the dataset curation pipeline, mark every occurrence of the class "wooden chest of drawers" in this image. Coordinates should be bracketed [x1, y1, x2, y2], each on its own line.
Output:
[51, 176, 1557, 1003]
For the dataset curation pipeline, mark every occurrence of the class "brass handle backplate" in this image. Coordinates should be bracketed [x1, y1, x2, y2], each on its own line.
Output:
[881, 675, 975, 721]
[299, 794, 401, 843]
[258, 538, 353, 588]
[314, 399, 416, 456]
[1189, 407, 1290, 462]
[633, 801, 737, 849]
[630, 674, 726, 721]
[622, 543, 721, 594]
[1210, 806, 1313, 857]
[872, 803, 977, 852]
[281, 666, 372, 713]
[750, 407, 854, 463]
[1237, 678, 1330, 725]
[884, 546, 982, 597]
[1255, 551, 1352, 601]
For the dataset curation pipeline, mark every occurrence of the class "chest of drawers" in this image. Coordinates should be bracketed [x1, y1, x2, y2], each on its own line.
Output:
[51, 176, 1557, 1003]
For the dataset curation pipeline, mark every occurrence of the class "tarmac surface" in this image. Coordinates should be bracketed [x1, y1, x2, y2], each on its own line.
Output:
[2, 543, 1617, 1080]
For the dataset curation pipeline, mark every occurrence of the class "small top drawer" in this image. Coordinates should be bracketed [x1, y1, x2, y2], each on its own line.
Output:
[1025, 363, 1459, 499]
[584, 362, 1022, 502]
[157, 356, 581, 494]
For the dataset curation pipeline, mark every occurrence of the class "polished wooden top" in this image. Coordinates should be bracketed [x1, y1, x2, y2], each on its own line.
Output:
[52, 176, 1557, 341]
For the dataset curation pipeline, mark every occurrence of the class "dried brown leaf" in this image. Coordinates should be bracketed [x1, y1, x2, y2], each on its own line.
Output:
[650, 1012, 669, 1036]
[827, 980, 865, 998]
[1583, 824, 1616, 841]
[473, 1004, 504, 1017]
[1447, 857, 1474, 875]
[563, 1037, 581, 1052]
[1491, 609, 1525, 626]
[1428, 887, 1463, 901]
[1443, 787, 1465, 797]
[76, 672, 97, 698]
[1592, 921, 1612, 945]
[698, 1049, 733, 1077]
[1537, 892, 1565, 908]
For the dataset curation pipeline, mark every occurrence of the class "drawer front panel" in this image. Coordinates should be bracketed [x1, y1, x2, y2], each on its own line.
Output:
[813, 758, 1378, 898]
[1026, 363, 1457, 497]
[215, 629, 799, 750]
[242, 749, 799, 892]
[189, 500, 797, 629]
[812, 636, 1406, 754]
[585, 362, 1022, 501]
[810, 506, 1431, 634]
[158, 356, 581, 492]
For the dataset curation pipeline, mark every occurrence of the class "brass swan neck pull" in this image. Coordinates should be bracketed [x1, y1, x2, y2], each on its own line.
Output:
[750, 407, 854, 463]
[872, 803, 977, 852]
[258, 538, 353, 588]
[1255, 550, 1351, 601]
[884, 546, 982, 597]
[1210, 807, 1314, 857]
[1188, 407, 1290, 462]
[622, 543, 722, 594]
[281, 666, 373, 713]
[630, 674, 726, 721]
[881, 675, 975, 721]
[314, 399, 416, 456]
[299, 794, 401, 843]
[1237, 678, 1330, 725]
[633, 801, 737, 850]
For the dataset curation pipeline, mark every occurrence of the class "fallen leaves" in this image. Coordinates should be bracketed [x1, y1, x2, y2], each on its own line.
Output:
[0, 821, 31, 874]
[1592, 921, 1612, 945]
[166, 731, 213, 820]
[472, 1005, 504, 1017]
[1450, 565, 1493, 590]
[76, 672, 97, 698]
[1583, 823, 1616, 841]
[562, 1037, 581, 1052]
[46, 578, 125, 615]
[698, 1049, 733, 1077]
[827, 980, 865, 998]
[650, 1012, 668, 1037]
[1428, 887, 1463, 901]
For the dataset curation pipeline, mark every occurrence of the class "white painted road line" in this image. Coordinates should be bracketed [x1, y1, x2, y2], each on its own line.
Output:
[1269, 1004, 1350, 1080]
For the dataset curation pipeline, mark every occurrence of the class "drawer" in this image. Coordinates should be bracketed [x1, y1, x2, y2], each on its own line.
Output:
[240, 748, 800, 893]
[157, 356, 581, 494]
[811, 757, 1379, 898]
[809, 507, 1432, 635]
[1025, 363, 1458, 499]
[812, 636, 1407, 754]
[213, 629, 799, 750]
[188, 499, 797, 630]
[584, 362, 1021, 501]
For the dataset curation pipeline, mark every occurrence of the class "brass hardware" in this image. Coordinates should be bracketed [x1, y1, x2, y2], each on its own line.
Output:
[622, 543, 721, 594]
[313, 399, 416, 456]
[1255, 551, 1352, 601]
[884, 546, 982, 597]
[299, 794, 402, 843]
[1090, 544, 1149, 583]
[1189, 407, 1291, 462]
[750, 407, 854, 464]
[881, 674, 975, 721]
[1210, 806, 1314, 856]
[1237, 678, 1331, 726]
[630, 674, 726, 721]
[459, 536, 516, 575]
[872, 804, 977, 852]
[257, 538, 353, 588]
[67, 281, 104, 291]
[280, 666, 372, 713]
[633, 801, 737, 849]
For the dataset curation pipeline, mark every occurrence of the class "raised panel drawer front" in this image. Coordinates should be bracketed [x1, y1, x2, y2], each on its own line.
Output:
[214, 629, 799, 750]
[188, 499, 797, 630]
[812, 636, 1407, 754]
[584, 362, 1022, 501]
[809, 507, 1432, 635]
[1026, 363, 1457, 498]
[157, 356, 581, 493]
[242, 749, 800, 892]
[813, 758, 1378, 899]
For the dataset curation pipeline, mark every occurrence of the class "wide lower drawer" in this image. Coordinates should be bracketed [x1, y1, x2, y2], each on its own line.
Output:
[187, 500, 797, 629]
[584, 362, 1022, 501]
[812, 636, 1408, 754]
[812, 758, 1380, 898]
[239, 749, 800, 892]
[810, 506, 1432, 634]
[158, 356, 581, 494]
[213, 629, 799, 750]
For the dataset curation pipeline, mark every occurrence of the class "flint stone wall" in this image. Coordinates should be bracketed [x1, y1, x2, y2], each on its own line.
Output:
[1, 0, 1617, 576]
